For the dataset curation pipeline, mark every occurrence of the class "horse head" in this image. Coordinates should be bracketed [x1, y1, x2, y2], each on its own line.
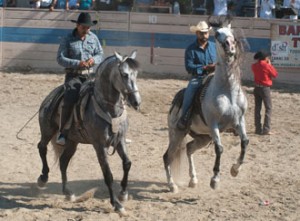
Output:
[114, 50, 141, 110]
[208, 15, 237, 64]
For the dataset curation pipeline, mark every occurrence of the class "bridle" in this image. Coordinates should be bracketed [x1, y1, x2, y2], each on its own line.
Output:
[118, 57, 139, 95]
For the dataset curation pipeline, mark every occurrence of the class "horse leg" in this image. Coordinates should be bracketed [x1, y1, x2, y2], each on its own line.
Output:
[95, 146, 126, 216]
[231, 117, 249, 177]
[210, 128, 223, 189]
[116, 140, 131, 202]
[37, 130, 55, 188]
[57, 140, 78, 201]
[186, 135, 211, 188]
[37, 139, 50, 188]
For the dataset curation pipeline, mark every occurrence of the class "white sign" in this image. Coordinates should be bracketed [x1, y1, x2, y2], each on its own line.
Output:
[271, 24, 300, 68]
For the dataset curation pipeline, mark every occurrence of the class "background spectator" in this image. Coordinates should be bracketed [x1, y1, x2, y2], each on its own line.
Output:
[290, 0, 300, 19]
[30, 0, 54, 10]
[227, 1, 236, 16]
[259, 0, 276, 19]
[213, 0, 228, 15]
[251, 51, 278, 135]
[78, 0, 95, 10]
[6, 0, 16, 6]
[66, 0, 79, 10]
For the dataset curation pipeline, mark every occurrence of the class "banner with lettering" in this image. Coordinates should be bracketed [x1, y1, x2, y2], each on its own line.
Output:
[270, 23, 300, 68]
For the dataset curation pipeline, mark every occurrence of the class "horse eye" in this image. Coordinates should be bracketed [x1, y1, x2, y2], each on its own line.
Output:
[121, 72, 129, 79]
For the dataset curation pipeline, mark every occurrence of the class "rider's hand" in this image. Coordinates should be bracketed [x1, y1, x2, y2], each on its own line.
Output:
[79, 60, 89, 68]
[204, 64, 216, 73]
[86, 58, 94, 67]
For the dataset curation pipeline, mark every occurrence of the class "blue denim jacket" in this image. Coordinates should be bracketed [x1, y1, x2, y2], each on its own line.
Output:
[185, 39, 217, 76]
[57, 28, 104, 69]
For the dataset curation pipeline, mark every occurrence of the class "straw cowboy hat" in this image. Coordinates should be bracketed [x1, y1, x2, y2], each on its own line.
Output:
[71, 12, 97, 26]
[190, 21, 212, 33]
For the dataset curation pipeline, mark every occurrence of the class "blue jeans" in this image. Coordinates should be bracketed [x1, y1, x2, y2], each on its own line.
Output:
[181, 76, 203, 118]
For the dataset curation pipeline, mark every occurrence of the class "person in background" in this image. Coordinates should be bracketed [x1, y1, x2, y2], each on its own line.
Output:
[50, 0, 67, 9]
[227, 1, 236, 16]
[56, 12, 104, 145]
[177, 21, 217, 130]
[283, 0, 300, 19]
[251, 51, 278, 135]
[213, 0, 228, 15]
[259, 0, 276, 19]
[66, 0, 79, 10]
[78, 0, 95, 10]
[30, 0, 55, 11]
[6, 0, 16, 6]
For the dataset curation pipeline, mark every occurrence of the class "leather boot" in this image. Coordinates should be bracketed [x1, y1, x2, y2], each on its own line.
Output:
[56, 104, 73, 145]
[177, 110, 190, 130]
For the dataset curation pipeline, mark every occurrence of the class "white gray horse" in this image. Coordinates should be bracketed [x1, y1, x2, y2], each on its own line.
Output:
[163, 17, 249, 193]
[37, 50, 141, 216]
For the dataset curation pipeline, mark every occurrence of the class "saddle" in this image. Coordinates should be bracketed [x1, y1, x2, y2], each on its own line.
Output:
[46, 80, 127, 137]
[44, 81, 94, 135]
[173, 74, 214, 126]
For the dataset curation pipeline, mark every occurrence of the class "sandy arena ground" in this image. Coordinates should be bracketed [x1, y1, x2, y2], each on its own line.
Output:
[0, 72, 299, 221]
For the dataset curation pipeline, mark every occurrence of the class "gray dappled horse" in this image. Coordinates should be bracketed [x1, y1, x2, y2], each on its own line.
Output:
[163, 17, 249, 193]
[37, 50, 141, 215]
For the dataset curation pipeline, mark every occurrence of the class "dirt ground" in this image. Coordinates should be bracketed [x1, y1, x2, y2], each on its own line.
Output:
[0, 72, 300, 221]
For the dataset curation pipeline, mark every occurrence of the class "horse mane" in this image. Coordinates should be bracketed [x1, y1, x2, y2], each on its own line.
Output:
[210, 16, 250, 82]
[233, 28, 250, 82]
[95, 54, 140, 77]
[207, 15, 233, 28]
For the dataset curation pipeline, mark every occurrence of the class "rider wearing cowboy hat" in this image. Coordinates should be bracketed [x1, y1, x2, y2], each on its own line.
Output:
[56, 12, 104, 145]
[177, 21, 217, 130]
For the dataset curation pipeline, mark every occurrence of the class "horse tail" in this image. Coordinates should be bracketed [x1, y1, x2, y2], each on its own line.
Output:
[169, 89, 185, 115]
[170, 136, 188, 186]
[51, 139, 64, 164]
[167, 89, 188, 185]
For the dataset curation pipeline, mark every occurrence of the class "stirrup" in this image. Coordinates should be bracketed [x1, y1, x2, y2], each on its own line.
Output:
[56, 133, 66, 145]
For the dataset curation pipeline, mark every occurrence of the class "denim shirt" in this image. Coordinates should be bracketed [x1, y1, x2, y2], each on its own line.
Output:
[185, 39, 217, 76]
[57, 28, 104, 69]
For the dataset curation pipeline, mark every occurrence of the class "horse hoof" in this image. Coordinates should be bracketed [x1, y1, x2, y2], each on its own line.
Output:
[37, 176, 47, 189]
[118, 192, 128, 202]
[65, 194, 76, 202]
[210, 177, 220, 190]
[117, 207, 129, 217]
[170, 184, 178, 193]
[188, 179, 198, 188]
[230, 164, 241, 177]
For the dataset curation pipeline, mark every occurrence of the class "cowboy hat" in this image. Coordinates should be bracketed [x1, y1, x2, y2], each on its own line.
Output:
[71, 12, 97, 26]
[190, 21, 212, 33]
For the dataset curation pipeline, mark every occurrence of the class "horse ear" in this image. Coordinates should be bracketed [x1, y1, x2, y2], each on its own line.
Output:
[225, 15, 232, 29]
[114, 51, 123, 62]
[129, 50, 137, 59]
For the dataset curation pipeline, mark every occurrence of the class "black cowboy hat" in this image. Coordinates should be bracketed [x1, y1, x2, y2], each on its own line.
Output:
[71, 12, 97, 26]
[254, 51, 270, 60]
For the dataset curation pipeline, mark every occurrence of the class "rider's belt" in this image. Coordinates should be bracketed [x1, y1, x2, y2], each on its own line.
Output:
[191, 70, 209, 77]
[66, 68, 93, 75]
[255, 84, 269, 88]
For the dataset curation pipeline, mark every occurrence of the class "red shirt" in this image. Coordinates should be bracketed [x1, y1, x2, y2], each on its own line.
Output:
[251, 60, 278, 87]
